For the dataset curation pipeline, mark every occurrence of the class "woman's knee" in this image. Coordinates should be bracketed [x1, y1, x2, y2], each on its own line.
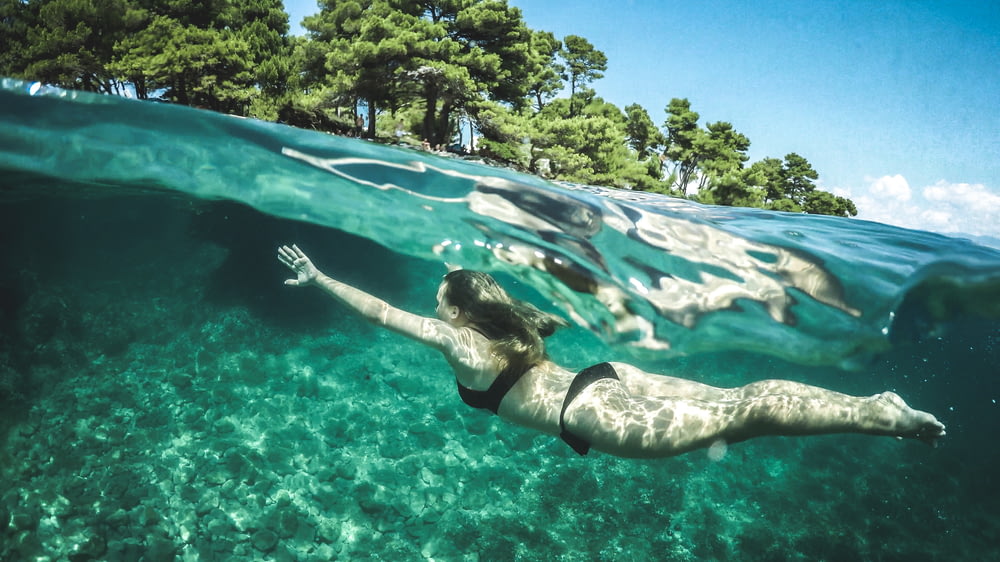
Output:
[736, 379, 788, 399]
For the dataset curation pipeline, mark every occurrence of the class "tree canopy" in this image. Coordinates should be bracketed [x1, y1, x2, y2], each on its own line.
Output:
[1, 0, 857, 216]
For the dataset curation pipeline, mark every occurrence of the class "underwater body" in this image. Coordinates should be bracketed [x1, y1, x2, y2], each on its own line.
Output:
[1, 78, 998, 560]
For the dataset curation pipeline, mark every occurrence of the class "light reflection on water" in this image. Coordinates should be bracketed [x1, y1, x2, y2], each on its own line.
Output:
[2, 77, 999, 369]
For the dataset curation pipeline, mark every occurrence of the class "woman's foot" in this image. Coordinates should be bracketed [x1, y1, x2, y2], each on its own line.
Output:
[870, 391, 946, 446]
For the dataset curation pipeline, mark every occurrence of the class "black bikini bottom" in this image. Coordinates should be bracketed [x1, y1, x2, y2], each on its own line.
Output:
[559, 362, 620, 456]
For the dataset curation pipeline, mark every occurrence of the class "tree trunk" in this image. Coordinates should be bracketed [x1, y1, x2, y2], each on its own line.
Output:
[175, 75, 189, 106]
[568, 77, 577, 118]
[366, 100, 377, 138]
[435, 99, 454, 147]
[134, 77, 148, 100]
[422, 85, 439, 146]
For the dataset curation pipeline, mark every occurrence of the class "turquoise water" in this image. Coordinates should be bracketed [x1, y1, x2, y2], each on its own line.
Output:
[1, 78, 998, 560]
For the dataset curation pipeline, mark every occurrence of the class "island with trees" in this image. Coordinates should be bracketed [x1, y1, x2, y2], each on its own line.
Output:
[0, 0, 857, 216]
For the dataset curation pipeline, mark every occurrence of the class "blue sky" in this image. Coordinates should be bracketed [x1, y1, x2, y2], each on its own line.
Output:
[284, 1, 1000, 240]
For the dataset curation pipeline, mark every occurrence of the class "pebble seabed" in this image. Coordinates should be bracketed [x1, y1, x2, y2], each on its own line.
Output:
[1, 205, 996, 561]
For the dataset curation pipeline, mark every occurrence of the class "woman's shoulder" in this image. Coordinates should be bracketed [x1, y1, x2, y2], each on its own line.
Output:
[444, 327, 500, 374]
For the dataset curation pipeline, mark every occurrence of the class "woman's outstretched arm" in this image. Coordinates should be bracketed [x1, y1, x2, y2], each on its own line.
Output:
[277, 244, 455, 350]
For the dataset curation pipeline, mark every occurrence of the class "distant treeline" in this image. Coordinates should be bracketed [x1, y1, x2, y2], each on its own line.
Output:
[0, 0, 856, 216]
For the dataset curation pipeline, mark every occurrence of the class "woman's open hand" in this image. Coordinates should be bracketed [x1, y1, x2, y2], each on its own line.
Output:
[278, 244, 320, 287]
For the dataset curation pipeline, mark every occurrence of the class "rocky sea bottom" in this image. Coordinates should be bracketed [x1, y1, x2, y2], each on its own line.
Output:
[1, 206, 997, 561]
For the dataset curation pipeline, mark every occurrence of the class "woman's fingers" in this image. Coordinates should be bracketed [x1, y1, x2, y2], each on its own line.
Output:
[278, 245, 297, 267]
[278, 245, 314, 287]
[278, 245, 308, 262]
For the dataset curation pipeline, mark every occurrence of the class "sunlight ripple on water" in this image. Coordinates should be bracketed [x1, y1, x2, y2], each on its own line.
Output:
[2, 77, 999, 368]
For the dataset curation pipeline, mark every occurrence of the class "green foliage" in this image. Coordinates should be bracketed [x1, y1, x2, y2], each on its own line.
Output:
[661, 99, 855, 217]
[745, 157, 786, 203]
[0, 0, 30, 76]
[478, 137, 525, 166]
[803, 190, 858, 217]
[537, 115, 619, 183]
[624, 103, 665, 159]
[663, 98, 703, 194]
[560, 34, 607, 117]
[736, 152, 855, 216]
[8, 0, 132, 93]
[308, 0, 427, 136]
[697, 121, 750, 189]
[698, 171, 765, 208]
[112, 16, 256, 111]
[414, 0, 535, 145]
[525, 30, 562, 110]
[302, 0, 536, 143]
[1, 0, 291, 114]
[780, 152, 819, 206]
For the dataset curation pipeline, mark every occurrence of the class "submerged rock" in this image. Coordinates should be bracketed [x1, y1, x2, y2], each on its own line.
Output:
[251, 528, 279, 552]
[144, 536, 177, 561]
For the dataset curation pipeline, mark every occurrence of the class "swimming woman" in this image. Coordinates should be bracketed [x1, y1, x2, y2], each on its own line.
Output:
[278, 244, 945, 458]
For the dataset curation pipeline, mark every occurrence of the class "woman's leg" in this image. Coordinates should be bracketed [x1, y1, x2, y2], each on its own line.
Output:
[561, 374, 946, 459]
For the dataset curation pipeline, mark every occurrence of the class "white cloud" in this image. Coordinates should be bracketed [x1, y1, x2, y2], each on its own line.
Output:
[869, 174, 911, 201]
[840, 176, 1000, 239]
[918, 208, 953, 231]
[923, 180, 1000, 208]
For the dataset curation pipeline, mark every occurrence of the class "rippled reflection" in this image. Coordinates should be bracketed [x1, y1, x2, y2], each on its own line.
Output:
[282, 150, 868, 359]
[4, 75, 996, 367]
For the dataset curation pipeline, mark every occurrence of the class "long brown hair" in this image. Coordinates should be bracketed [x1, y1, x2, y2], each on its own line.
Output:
[443, 270, 566, 373]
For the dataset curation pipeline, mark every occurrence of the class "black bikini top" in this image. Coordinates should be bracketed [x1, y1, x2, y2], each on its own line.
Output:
[456, 326, 530, 414]
[456, 364, 529, 414]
